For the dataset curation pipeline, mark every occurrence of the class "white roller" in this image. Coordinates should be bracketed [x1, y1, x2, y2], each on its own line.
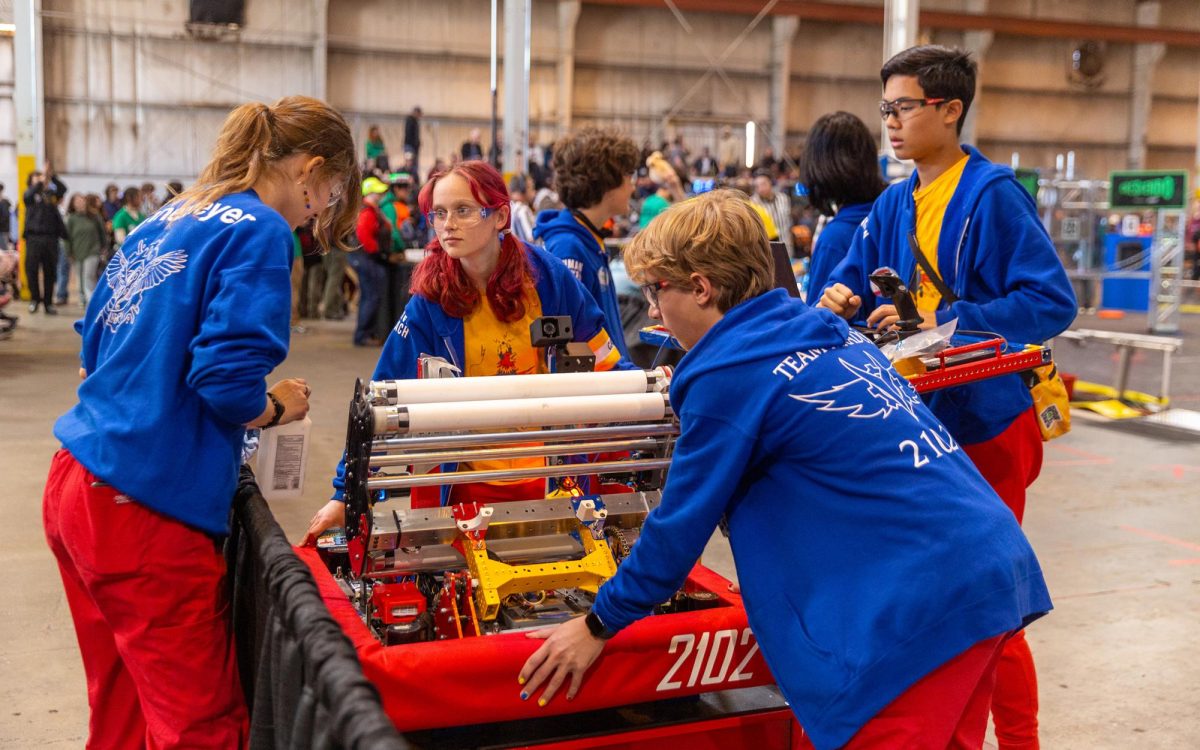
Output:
[374, 393, 669, 435]
[370, 368, 669, 406]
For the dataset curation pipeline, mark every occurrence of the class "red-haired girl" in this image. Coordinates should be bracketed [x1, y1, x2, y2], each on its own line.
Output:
[309, 161, 632, 541]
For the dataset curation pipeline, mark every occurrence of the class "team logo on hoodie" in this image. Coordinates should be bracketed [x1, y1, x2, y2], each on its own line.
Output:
[102, 238, 188, 332]
[790, 353, 921, 422]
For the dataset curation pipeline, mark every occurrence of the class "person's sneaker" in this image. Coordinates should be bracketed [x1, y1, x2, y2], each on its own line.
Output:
[28, 302, 38, 313]
[44, 305, 59, 316]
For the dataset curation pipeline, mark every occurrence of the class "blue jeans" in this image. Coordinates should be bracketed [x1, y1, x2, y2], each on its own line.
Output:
[55, 241, 71, 303]
[76, 256, 101, 304]
[347, 251, 385, 345]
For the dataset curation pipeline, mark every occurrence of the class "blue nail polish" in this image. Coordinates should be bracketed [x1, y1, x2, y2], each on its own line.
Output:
[520, 692, 528, 701]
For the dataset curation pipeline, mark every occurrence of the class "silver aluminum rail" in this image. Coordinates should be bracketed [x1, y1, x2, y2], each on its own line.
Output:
[368, 438, 664, 467]
[366, 458, 671, 490]
[372, 423, 679, 451]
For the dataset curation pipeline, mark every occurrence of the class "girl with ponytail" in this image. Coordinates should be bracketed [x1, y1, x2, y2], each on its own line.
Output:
[307, 161, 635, 542]
[45, 95, 359, 749]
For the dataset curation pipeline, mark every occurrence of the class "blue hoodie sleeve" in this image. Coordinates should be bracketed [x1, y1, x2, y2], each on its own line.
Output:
[823, 209, 881, 323]
[331, 297, 441, 499]
[592, 413, 755, 632]
[186, 260, 291, 426]
[807, 219, 853, 307]
[76, 316, 100, 373]
[373, 299, 442, 380]
[549, 257, 637, 372]
[936, 181, 1077, 343]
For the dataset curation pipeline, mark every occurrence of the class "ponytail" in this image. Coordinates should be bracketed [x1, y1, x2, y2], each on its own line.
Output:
[169, 96, 361, 253]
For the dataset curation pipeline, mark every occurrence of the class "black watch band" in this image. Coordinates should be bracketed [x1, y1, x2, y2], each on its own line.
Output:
[584, 610, 614, 640]
[264, 392, 286, 428]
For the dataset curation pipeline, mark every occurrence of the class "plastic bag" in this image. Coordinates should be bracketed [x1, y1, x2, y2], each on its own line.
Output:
[878, 318, 958, 363]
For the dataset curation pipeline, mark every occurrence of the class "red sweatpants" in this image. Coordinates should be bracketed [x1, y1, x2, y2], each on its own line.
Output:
[840, 634, 1008, 749]
[963, 408, 1043, 750]
[42, 450, 248, 749]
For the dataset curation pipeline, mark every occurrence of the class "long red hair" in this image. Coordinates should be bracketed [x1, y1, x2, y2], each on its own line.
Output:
[412, 161, 535, 321]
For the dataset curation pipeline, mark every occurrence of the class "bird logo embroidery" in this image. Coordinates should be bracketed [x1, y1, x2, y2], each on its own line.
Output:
[790, 354, 922, 422]
[102, 238, 188, 332]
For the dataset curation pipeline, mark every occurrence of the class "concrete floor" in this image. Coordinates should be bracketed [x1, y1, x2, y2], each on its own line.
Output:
[2, 306, 1198, 748]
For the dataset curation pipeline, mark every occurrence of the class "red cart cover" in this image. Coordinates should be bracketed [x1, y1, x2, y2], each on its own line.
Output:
[297, 547, 777, 732]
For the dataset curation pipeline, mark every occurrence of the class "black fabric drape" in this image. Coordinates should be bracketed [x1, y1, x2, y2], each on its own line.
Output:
[226, 466, 411, 750]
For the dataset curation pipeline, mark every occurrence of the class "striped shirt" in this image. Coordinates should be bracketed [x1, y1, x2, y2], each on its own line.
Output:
[510, 201, 537, 245]
[751, 191, 793, 253]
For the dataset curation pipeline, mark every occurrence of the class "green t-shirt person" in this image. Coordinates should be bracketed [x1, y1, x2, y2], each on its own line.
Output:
[111, 206, 146, 246]
[638, 192, 670, 230]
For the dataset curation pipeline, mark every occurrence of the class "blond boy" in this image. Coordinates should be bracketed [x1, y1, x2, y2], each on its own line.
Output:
[518, 190, 1051, 750]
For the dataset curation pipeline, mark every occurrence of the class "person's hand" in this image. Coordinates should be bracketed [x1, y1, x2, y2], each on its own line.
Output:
[866, 304, 898, 330]
[866, 305, 936, 331]
[518, 615, 607, 706]
[817, 283, 862, 319]
[301, 499, 345, 546]
[79, 367, 87, 381]
[269, 377, 311, 425]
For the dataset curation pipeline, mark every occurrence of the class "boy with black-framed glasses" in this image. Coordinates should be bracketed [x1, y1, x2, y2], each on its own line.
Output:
[819, 44, 1076, 750]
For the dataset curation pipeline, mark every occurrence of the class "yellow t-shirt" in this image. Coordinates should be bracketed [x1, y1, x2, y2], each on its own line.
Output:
[461, 285, 545, 480]
[463, 286, 545, 378]
[749, 201, 780, 241]
[912, 154, 969, 313]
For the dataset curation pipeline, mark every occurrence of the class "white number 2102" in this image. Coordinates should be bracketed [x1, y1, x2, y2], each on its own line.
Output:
[656, 628, 759, 692]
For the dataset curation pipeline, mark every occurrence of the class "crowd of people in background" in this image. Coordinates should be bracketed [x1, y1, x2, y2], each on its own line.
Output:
[7, 169, 184, 316]
[22, 103, 1200, 351]
[0, 114, 859, 354]
[344, 112, 826, 351]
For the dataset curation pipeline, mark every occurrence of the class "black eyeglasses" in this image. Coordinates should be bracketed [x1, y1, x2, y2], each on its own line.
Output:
[879, 97, 946, 121]
[640, 280, 673, 307]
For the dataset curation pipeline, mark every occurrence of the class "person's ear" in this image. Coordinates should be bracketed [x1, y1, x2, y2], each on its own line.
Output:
[942, 100, 964, 130]
[495, 203, 510, 229]
[690, 272, 716, 308]
[299, 156, 326, 184]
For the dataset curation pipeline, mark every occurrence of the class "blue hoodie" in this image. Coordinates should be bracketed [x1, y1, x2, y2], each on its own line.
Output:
[823, 146, 1076, 445]
[534, 208, 630, 359]
[330, 244, 636, 499]
[805, 202, 873, 307]
[592, 289, 1051, 750]
[55, 191, 294, 534]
